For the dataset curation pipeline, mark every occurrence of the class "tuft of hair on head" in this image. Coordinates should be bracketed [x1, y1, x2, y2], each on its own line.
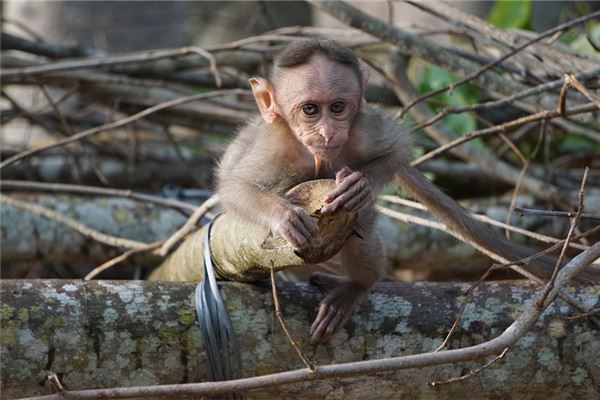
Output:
[272, 38, 363, 86]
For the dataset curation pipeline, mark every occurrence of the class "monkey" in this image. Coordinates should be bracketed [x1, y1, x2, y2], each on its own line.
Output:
[216, 38, 596, 343]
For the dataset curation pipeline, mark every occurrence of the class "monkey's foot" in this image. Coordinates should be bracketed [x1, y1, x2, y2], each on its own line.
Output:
[308, 272, 367, 343]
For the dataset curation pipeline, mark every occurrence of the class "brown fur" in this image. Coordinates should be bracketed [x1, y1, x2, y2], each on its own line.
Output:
[217, 39, 597, 343]
[217, 103, 410, 342]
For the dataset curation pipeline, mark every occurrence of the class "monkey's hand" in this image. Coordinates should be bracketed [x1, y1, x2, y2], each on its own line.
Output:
[273, 205, 319, 248]
[309, 272, 367, 343]
[321, 166, 373, 214]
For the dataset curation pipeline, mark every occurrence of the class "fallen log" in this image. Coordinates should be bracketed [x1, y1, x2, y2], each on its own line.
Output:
[0, 154, 214, 188]
[1, 279, 598, 399]
[0, 194, 187, 265]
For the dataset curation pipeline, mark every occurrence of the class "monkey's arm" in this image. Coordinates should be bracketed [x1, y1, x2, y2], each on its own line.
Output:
[220, 175, 320, 247]
[217, 127, 319, 248]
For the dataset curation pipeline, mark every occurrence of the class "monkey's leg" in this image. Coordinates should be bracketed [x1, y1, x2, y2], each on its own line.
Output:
[309, 212, 385, 343]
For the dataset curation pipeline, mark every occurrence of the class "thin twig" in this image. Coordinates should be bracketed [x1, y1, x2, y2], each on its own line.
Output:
[411, 102, 598, 167]
[404, 66, 600, 132]
[1, 46, 223, 87]
[514, 207, 600, 221]
[434, 264, 499, 352]
[557, 74, 570, 115]
[158, 194, 220, 256]
[84, 241, 164, 280]
[0, 180, 197, 213]
[563, 73, 600, 110]
[539, 167, 589, 305]
[270, 266, 316, 372]
[0, 195, 148, 249]
[430, 348, 509, 386]
[0, 89, 250, 170]
[378, 195, 589, 250]
[561, 308, 600, 320]
[497, 132, 529, 240]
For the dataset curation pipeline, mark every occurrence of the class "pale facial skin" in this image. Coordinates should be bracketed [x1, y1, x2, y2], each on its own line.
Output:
[274, 55, 362, 161]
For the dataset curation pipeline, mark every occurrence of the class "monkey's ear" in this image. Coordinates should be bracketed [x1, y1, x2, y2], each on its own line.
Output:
[249, 77, 279, 123]
[360, 67, 369, 88]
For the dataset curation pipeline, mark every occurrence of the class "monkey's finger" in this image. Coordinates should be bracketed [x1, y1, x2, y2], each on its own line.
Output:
[280, 209, 316, 247]
[335, 166, 353, 184]
[310, 300, 335, 336]
[324, 312, 344, 338]
[322, 182, 365, 213]
[344, 189, 373, 211]
[324, 171, 363, 203]
[289, 217, 313, 243]
[310, 303, 329, 335]
[310, 306, 338, 343]
[282, 230, 304, 248]
[298, 213, 319, 236]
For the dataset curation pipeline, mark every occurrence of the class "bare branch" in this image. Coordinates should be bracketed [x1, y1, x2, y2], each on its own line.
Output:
[412, 102, 597, 167]
[514, 207, 600, 221]
[158, 194, 220, 256]
[379, 195, 589, 250]
[270, 266, 315, 372]
[0, 180, 197, 213]
[84, 241, 164, 280]
[0, 89, 250, 170]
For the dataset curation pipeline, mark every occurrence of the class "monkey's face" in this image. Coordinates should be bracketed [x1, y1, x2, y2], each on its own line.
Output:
[275, 56, 362, 160]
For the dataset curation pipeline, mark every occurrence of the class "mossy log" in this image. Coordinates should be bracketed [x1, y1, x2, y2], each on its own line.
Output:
[150, 179, 358, 282]
[1, 279, 599, 399]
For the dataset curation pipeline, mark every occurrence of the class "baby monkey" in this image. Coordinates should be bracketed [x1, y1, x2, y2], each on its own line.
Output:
[218, 39, 551, 343]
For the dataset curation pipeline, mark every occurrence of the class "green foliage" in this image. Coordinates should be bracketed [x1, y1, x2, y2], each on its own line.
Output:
[193, 86, 213, 93]
[418, 64, 479, 137]
[487, 0, 532, 29]
[559, 134, 600, 154]
[569, 23, 600, 55]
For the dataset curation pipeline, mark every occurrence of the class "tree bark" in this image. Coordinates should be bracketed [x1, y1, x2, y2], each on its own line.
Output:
[0, 194, 188, 265]
[1, 279, 598, 399]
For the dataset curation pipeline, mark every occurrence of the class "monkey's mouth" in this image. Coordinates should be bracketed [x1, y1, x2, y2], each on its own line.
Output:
[309, 144, 343, 158]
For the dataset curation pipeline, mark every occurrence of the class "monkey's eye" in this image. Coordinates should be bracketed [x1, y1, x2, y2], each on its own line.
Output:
[302, 103, 319, 116]
[330, 102, 346, 114]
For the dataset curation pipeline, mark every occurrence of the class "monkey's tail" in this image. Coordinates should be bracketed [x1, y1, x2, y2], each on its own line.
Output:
[394, 164, 600, 284]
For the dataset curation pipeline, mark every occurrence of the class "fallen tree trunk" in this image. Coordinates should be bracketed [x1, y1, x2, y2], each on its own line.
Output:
[1, 189, 582, 278]
[0, 194, 188, 265]
[1, 279, 598, 399]
[0, 154, 214, 188]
